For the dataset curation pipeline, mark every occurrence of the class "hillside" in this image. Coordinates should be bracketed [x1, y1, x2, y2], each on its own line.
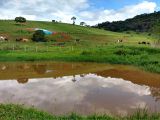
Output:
[0, 20, 156, 44]
[95, 11, 160, 34]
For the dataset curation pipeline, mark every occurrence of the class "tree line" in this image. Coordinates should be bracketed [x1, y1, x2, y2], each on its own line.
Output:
[94, 11, 160, 33]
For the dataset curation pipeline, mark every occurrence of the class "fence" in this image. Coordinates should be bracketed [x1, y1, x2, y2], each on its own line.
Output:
[0, 42, 76, 53]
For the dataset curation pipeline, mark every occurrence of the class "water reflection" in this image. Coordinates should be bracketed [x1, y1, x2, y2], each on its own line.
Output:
[0, 62, 160, 115]
[32, 64, 47, 74]
[0, 62, 109, 81]
[17, 78, 29, 84]
[0, 74, 159, 115]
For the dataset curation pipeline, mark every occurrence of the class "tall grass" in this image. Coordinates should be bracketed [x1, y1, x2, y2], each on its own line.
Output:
[0, 43, 159, 73]
[0, 104, 159, 120]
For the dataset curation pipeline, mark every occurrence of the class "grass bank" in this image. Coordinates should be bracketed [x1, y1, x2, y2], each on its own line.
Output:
[0, 104, 160, 120]
[0, 43, 160, 73]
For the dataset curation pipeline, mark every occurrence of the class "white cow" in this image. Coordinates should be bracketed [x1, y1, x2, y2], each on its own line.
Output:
[0, 36, 7, 42]
[117, 39, 123, 43]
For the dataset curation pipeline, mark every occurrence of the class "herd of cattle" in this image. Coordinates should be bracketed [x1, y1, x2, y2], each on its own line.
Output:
[116, 39, 151, 45]
[0, 35, 151, 45]
[0, 36, 29, 42]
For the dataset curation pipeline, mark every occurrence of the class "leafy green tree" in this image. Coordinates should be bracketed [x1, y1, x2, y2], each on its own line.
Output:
[80, 22, 86, 26]
[15, 17, 26, 23]
[32, 30, 46, 42]
[71, 16, 76, 25]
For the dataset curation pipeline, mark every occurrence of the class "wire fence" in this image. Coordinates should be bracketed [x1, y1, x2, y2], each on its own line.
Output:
[0, 42, 76, 53]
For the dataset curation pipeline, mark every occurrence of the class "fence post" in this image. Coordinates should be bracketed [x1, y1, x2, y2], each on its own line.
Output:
[36, 46, 38, 52]
[46, 46, 48, 52]
[13, 44, 15, 51]
[71, 46, 74, 51]
[24, 46, 27, 52]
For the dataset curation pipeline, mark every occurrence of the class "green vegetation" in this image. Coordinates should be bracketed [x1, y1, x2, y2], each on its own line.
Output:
[95, 11, 160, 34]
[32, 30, 46, 42]
[0, 43, 159, 73]
[0, 104, 160, 120]
[15, 17, 27, 24]
[0, 20, 160, 73]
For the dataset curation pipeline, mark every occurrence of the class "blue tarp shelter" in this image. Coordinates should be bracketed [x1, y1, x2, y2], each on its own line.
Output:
[35, 28, 53, 35]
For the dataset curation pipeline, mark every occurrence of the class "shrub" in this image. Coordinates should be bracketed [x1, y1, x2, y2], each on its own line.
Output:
[15, 17, 26, 23]
[81, 51, 92, 55]
[114, 49, 126, 56]
[32, 30, 47, 42]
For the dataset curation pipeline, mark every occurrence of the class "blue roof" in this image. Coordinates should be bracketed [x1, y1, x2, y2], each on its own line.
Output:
[35, 28, 53, 35]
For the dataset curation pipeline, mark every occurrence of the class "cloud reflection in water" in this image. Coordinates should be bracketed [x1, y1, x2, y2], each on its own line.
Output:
[0, 74, 159, 115]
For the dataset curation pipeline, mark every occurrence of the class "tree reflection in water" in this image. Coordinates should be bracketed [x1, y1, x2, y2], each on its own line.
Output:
[17, 78, 29, 84]
[32, 64, 47, 74]
[150, 87, 160, 101]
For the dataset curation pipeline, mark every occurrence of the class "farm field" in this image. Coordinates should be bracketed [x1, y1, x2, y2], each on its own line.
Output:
[0, 20, 160, 120]
[0, 20, 160, 73]
[1, 0, 160, 119]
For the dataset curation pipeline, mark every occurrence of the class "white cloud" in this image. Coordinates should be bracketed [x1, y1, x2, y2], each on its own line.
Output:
[0, 0, 157, 25]
[79, 1, 157, 25]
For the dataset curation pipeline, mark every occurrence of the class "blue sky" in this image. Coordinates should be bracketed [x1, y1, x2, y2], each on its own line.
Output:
[0, 0, 159, 25]
[90, 0, 160, 10]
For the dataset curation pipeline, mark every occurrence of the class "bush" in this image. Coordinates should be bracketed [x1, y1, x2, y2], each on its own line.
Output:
[32, 30, 47, 42]
[114, 49, 126, 56]
[15, 17, 26, 23]
[81, 51, 92, 55]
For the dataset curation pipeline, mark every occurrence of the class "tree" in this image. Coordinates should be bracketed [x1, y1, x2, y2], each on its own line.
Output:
[15, 17, 26, 23]
[71, 16, 76, 25]
[32, 30, 46, 42]
[80, 22, 86, 26]
[52, 20, 56, 22]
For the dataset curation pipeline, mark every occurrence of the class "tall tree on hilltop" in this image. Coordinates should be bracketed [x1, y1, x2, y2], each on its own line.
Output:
[71, 16, 76, 25]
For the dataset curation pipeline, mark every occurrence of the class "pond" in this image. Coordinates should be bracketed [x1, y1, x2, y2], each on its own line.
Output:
[0, 61, 160, 116]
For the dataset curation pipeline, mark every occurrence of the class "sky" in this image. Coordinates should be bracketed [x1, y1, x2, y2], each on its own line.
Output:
[0, 0, 160, 25]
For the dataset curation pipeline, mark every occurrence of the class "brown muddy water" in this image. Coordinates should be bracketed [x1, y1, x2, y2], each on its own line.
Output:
[0, 61, 160, 116]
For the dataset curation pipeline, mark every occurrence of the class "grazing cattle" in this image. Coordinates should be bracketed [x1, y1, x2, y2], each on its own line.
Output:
[138, 41, 150, 45]
[75, 39, 80, 43]
[52, 42, 65, 47]
[22, 38, 29, 42]
[147, 42, 151, 45]
[142, 41, 147, 44]
[0, 36, 8, 42]
[16, 38, 29, 42]
[117, 39, 123, 43]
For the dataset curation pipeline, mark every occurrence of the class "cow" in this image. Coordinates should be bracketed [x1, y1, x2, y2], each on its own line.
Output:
[117, 39, 123, 43]
[0, 36, 8, 42]
[138, 41, 150, 45]
[16, 38, 29, 42]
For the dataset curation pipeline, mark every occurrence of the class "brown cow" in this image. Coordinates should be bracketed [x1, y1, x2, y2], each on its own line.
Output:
[16, 38, 29, 42]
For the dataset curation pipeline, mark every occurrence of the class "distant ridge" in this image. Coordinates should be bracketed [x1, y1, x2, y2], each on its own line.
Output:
[94, 11, 160, 34]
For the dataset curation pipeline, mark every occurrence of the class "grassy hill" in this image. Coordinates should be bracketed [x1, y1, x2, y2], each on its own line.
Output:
[0, 20, 156, 44]
[0, 20, 160, 73]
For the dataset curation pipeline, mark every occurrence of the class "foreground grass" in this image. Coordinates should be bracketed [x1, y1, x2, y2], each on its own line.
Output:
[0, 104, 160, 120]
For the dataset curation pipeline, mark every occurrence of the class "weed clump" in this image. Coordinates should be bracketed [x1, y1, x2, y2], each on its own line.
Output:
[81, 51, 92, 55]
